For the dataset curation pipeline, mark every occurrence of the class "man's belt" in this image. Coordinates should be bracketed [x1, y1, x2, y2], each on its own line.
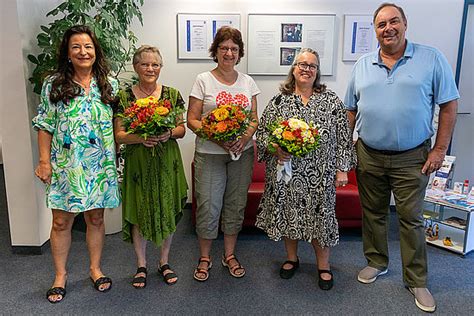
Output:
[361, 139, 429, 155]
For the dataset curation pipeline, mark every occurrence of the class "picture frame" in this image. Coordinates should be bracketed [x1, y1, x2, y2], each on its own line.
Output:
[177, 13, 240, 60]
[342, 14, 378, 61]
[247, 14, 336, 75]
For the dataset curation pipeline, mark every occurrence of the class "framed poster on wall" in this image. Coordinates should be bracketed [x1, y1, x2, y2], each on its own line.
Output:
[342, 15, 378, 61]
[177, 13, 240, 60]
[247, 14, 336, 75]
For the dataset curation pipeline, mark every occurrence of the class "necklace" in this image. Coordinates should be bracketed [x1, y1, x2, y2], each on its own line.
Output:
[138, 83, 157, 97]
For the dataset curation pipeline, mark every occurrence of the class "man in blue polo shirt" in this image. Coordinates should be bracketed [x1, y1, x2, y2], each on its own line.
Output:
[345, 2, 459, 313]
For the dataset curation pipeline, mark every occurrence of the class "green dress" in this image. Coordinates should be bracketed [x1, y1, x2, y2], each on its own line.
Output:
[119, 86, 188, 247]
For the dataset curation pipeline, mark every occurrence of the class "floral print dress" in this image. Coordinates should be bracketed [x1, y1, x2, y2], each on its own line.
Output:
[255, 90, 356, 247]
[32, 76, 121, 213]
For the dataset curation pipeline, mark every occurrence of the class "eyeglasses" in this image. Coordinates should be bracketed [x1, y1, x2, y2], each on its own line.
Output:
[138, 63, 162, 70]
[218, 46, 239, 54]
[296, 62, 319, 71]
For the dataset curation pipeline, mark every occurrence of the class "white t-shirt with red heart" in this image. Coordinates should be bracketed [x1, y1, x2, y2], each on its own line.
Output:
[190, 71, 261, 154]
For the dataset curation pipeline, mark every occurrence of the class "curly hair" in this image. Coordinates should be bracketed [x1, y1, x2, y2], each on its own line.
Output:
[49, 25, 115, 105]
[208, 26, 244, 64]
[280, 48, 326, 95]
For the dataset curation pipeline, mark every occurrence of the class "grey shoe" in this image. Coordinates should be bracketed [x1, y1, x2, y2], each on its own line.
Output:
[357, 266, 388, 284]
[408, 287, 436, 313]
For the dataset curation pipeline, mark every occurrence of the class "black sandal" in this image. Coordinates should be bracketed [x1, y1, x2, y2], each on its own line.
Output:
[132, 267, 147, 289]
[46, 285, 66, 304]
[158, 264, 178, 285]
[91, 276, 112, 292]
[318, 269, 334, 290]
[280, 258, 299, 279]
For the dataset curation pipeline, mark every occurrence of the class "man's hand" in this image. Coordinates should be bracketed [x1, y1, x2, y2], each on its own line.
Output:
[422, 148, 446, 175]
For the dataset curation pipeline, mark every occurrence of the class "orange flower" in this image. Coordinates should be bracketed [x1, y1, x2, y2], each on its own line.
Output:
[282, 130, 296, 141]
[215, 121, 228, 132]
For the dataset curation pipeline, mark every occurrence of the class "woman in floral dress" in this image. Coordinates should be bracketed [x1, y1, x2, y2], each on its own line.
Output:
[256, 48, 356, 290]
[33, 25, 120, 303]
[114, 46, 188, 288]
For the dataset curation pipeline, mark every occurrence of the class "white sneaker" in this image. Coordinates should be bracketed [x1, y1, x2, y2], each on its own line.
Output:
[357, 266, 388, 284]
[408, 287, 436, 313]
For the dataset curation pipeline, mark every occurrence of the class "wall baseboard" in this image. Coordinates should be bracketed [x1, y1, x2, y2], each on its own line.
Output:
[12, 240, 50, 255]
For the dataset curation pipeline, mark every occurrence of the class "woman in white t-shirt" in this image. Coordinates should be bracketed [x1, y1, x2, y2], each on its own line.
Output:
[187, 26, 260, 282]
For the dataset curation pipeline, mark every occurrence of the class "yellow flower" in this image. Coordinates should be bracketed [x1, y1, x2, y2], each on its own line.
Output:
[213, 107, 230, 121]
[156, 106, 169, 116]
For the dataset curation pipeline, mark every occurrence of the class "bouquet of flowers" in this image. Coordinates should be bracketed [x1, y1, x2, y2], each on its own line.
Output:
[197, 103, 253, 160]
[268, 117, 320, 157]
[267, 117, 320, 183]
[117, 96, 185, 154]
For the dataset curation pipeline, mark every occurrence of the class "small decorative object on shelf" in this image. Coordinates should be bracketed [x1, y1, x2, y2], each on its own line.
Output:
[426, 223, 439, 241]
[463, 179, 470, 195]
[443, 237, 453, 247]
[453, 182, 463, 194]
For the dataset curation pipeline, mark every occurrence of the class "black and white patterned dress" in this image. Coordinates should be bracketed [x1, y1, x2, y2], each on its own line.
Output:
[255, 90, 356, 247]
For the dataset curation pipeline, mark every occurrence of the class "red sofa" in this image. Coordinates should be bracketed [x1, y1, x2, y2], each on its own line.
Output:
[335, 170, 363, 228]
[191, 153, 362, 229]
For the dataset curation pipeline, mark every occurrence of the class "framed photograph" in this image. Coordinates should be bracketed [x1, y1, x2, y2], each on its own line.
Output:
[280, 47, 300, 66]
[248, 14, 336, 75]
[281, 24, 302, 42]
[342, 15, 378, 61]
[177, 13, 240, 59]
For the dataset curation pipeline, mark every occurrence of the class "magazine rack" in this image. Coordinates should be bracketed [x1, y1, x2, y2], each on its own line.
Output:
[424, 192, 474, 256]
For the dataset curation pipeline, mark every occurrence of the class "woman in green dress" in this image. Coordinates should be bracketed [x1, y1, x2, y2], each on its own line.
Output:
[114, 45, 188, 288]
[33, 25, 120, 303]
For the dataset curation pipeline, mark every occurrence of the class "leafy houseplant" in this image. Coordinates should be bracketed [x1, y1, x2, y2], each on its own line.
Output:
[28, 0, 144, 94]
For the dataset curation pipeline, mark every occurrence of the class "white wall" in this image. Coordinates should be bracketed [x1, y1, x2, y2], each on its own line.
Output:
[3, 0, 467, 247]
[451, 4, 474, 186]
[0, 0, 54, 247]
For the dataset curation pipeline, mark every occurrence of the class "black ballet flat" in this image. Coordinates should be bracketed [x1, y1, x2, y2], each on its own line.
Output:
[279, 258, 299, 279]
[318, 269, 333, 290]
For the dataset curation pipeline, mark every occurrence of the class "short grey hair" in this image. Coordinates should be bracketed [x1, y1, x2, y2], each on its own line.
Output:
[132, 45, 163, 66]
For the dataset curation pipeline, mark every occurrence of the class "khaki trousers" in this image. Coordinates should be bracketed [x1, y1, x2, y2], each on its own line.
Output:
[356, 140, 430, 287]
[194, 147, 254, 239]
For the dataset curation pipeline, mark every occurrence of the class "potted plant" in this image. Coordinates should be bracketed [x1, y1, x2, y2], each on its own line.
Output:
[28, 0, 144, 93]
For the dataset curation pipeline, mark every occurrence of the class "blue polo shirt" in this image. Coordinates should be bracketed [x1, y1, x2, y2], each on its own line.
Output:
[344, 40, 459, 151]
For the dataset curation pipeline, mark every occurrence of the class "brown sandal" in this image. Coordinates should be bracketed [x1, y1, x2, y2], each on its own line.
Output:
[221, 254, 245, 278]
[193, 256, 212, 282]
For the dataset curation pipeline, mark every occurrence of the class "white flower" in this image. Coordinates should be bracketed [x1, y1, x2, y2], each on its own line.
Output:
[288, 118, 309, 130]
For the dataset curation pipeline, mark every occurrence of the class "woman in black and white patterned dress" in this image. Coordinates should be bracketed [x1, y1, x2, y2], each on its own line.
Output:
[255, 48, 356, 290]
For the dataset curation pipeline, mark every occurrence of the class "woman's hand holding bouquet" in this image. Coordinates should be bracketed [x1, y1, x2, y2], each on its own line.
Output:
[117, 96, 185, 155]
[196, 97, 253, 160]
[267, 117, 320, 183]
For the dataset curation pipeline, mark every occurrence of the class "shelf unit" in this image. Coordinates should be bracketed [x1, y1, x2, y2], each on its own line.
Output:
[423, 195, 474, 256]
